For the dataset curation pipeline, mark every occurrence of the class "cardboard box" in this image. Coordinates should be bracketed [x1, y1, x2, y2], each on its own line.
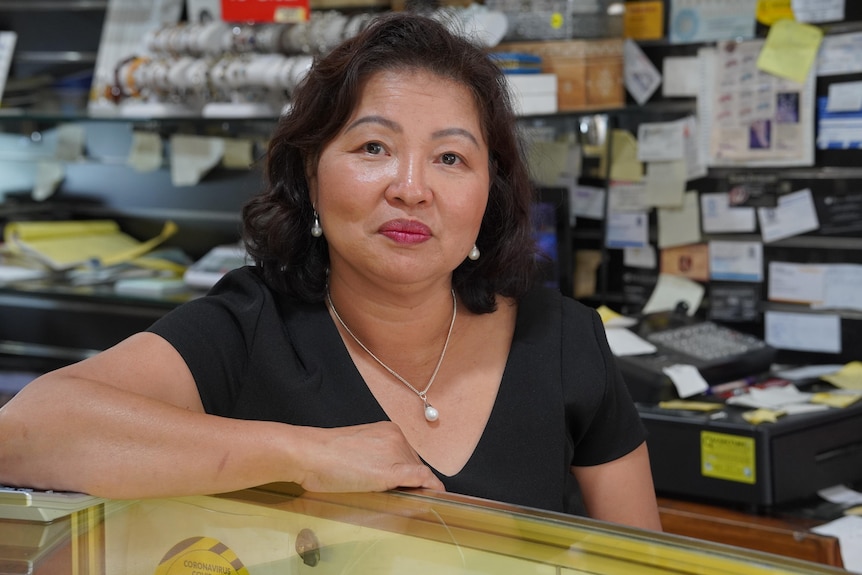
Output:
[493, 38, 624, 112]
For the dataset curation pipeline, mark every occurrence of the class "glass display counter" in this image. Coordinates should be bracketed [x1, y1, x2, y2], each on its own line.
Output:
[0, 483, 847, 575]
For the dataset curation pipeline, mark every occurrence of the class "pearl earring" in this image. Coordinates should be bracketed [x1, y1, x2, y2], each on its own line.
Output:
[311, 211, 323, 237]
[468, 244, 480, 261]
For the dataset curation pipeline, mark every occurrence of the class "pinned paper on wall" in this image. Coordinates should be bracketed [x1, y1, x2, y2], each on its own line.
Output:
[644, 160, 687, 207]
[709, 240, 763, 282]
[623, 39, 661, 105]
[0, 32, 17, 106]
[609, 130, 644, 182]
[757, 19, 823, 85]
[700, 192, 756, 233]
[765, 310, 841, 354]
[606, 211, 649, 248]
[817, 32, 862, 77]
[624, 246, 657, 269]
[637, 119, 686, 162]
[663, 56, 701, 97]
[757, 188, 820, 243]
[791, 0, 844, 23]
[670, 0, 758, 44]
[702, 39, 815, 167]
[657, 191, 701, 248]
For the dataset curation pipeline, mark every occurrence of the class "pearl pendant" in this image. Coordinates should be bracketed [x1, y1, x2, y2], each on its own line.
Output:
[424, 404, 439, 422]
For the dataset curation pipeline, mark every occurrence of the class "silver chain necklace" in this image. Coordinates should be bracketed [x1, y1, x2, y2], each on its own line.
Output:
[326, 289, 457, 422]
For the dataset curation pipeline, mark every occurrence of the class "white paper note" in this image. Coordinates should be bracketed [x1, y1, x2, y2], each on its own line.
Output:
[709, 240, 763, 282]
[791, 0, 844, 23]
[657, 191, 701, 248]
[642, 273, 705, 316]
[816, 264, 862, 312]
[669, 0, 757, 44]
[768, 261, 826, 304]
[637, 119, 686, 162]
[644, 160, 687, 207]
[764, 310, 841, 354]
[572, 185, 606, 220]
[606, 211, 649, 248]
[609, 182, 647, 212]
[811, 516, 862, 573]
[170, 135, 225, 186]
[817, 32, 862, 77]
[826, 81, 862, 112]
[624, 39, 662, 105]
[757, 189, 820, 243]
[624, 246, 657, 269]
[0, 32, 16, 105]
[662, 56, 701, 97]
[700, 192, 756, 233]
[605, 327, 658, 356]
[662, 364, 710, 398]
[128, 131, 163, 172]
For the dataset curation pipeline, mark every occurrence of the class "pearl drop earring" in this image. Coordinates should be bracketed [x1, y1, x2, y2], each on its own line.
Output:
[468, 244, 480, 261]
[311, 211, 323, 237]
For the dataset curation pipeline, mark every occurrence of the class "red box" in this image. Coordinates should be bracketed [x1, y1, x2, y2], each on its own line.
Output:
[221, 0, 309, 23]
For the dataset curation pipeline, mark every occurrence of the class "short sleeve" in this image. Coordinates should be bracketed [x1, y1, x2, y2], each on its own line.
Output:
[563, 300, 647, 466]
[146, 267, 275, 415]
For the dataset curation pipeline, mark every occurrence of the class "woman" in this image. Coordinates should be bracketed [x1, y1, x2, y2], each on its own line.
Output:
[0, 12, 661, 530]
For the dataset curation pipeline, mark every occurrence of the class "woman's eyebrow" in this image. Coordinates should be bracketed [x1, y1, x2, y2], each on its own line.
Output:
[345, 117, 480, 149]
[345, 115, 401, 133]
[432, 128, 481, 149]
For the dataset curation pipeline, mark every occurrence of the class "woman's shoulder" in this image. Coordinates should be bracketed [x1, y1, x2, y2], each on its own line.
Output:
[519, 284, 599, 326]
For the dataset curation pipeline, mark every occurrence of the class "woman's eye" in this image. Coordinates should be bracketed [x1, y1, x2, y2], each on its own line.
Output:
[441, 153, 461, 165]
[363, 142, 384, 155]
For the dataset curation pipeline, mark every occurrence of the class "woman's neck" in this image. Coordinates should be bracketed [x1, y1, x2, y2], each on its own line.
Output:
[326, 278, 460, 371]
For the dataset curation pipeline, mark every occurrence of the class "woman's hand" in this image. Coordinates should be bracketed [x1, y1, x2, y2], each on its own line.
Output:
[290, 421, 445, 493]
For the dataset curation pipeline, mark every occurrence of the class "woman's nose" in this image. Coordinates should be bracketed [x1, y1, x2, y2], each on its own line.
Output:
[386, 156, 432, 206]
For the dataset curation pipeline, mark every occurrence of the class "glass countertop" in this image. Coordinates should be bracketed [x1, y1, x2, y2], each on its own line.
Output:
[1, 483, 845, 575]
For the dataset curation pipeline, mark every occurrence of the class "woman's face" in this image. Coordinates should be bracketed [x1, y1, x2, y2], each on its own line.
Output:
[310, 68, 490, 291]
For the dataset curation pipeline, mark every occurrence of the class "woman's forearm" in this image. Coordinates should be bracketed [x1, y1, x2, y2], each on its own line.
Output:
[0, 376, 298, 499]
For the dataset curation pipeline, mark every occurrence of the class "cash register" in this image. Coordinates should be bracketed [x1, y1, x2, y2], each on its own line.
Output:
[614, 310, 862, 509]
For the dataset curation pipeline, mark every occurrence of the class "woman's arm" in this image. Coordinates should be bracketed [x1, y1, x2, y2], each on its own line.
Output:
[572, 442, 663, 531]
[0, 332, 443, 499]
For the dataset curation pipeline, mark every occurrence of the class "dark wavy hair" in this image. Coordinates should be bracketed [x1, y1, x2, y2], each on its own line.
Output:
[242, 11, 539, 314]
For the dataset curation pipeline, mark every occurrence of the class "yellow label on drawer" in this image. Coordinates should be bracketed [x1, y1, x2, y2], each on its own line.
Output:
[700, 431, 756, 484]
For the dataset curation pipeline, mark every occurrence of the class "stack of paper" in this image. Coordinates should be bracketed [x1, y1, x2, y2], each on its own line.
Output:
[4, 220, 177, 271]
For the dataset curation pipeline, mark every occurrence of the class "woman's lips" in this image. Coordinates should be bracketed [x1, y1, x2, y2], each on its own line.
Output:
[379, 219, 432, 244]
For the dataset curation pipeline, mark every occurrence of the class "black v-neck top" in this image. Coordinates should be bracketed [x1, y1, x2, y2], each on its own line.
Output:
[149, 267, 645, 514]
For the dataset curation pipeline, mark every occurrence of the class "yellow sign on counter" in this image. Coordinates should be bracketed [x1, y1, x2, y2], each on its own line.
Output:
[701, 430, 756, 484]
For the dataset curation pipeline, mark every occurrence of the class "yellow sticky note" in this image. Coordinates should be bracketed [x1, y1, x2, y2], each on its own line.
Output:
[742, 408, 785, 424]
[596, 305, 623, 325]
[757, 19, 823, 84]
[810, 392, 862, 408]
[821, 361, 862, 391]
[756, 0, 794, 26]
[609, 130, 643, 182]
[659, 400, 724, 412]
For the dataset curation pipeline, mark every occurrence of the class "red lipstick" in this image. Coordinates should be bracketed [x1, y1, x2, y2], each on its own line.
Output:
[379, 219, 432, 244]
